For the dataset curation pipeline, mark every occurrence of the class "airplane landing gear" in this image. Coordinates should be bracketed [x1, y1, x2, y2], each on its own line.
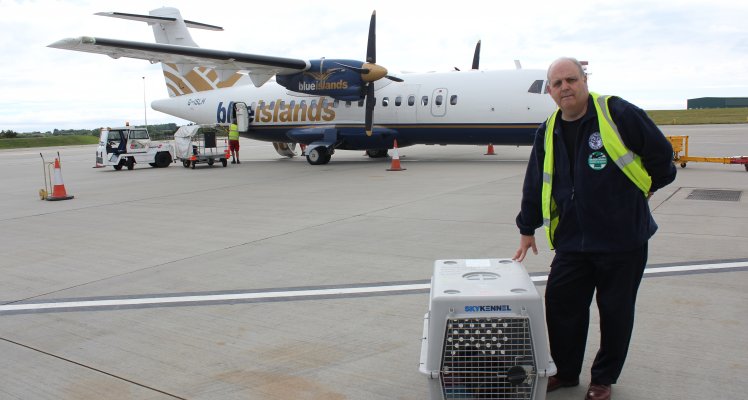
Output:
[306, 147, 332, 165]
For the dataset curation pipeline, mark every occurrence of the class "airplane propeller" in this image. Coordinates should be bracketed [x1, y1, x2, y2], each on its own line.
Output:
[335, 11, 403, 136]
[454, 40, 481, 71]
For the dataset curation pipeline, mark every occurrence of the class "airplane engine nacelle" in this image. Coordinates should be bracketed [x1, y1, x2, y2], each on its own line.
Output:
[272, 142, 297, 158]
[276, 59, 365, 101]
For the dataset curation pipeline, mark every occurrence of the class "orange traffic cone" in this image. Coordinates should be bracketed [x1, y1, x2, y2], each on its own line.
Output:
[47, 158, 74, 201]
[484, 143, 496, 155]
[387, 140, 406, 171]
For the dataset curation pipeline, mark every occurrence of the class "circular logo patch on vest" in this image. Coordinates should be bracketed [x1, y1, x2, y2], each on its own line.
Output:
[588, 132, 603, 150]
[588, 151, 607, 170]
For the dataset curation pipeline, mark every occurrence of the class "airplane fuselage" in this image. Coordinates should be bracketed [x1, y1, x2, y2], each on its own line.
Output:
[152, 69, 556, 150]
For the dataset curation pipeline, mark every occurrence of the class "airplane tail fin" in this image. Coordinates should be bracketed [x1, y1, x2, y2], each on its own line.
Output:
[97, 7, 246, 97]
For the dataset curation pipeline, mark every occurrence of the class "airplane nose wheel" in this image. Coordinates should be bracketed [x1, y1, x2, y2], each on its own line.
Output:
[306, 147, 331, 165]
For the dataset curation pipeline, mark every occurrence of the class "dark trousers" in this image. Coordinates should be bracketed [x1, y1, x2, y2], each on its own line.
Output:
[545, 244, 648, 385]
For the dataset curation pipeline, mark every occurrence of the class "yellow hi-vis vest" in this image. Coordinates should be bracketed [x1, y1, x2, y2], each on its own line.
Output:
[229, 124, 239, 140]
[541, 92, 652, 249]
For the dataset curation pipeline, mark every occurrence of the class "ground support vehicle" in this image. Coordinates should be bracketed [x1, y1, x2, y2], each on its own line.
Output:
[96, 126, 174, 170]
[174, 125, 231, 169]
[667, 135, 748, 171]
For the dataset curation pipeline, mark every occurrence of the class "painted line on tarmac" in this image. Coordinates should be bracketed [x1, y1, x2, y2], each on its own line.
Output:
[1, 260, 746, 314]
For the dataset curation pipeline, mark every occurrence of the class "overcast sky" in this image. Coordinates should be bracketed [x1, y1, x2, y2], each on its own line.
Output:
[1, 0, 746, 132]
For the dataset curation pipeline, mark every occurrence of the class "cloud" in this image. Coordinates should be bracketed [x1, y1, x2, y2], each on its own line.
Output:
[1, 0, 747, 131]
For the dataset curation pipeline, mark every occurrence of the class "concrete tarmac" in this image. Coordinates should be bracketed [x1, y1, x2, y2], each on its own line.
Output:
[1, 124, 746, 400]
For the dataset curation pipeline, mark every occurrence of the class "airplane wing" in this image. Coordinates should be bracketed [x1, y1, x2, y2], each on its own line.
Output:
[48, 37, 311, 87]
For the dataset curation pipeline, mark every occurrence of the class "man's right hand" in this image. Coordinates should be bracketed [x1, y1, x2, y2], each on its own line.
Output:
[512, 235, 538, 262]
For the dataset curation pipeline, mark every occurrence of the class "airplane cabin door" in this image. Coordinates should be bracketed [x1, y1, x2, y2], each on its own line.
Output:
[233, 102, 250, 132]
[430, 88, 448, 117]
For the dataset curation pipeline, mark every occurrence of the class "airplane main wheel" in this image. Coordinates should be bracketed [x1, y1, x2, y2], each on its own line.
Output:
[366, 149, 388, 158]
[306, 147, 330, 165]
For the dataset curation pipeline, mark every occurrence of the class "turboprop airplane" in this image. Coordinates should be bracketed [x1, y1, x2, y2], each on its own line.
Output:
[49, 7, 556, 165]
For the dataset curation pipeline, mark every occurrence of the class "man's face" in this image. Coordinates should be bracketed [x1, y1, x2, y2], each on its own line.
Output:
[546, 60, 589, 119]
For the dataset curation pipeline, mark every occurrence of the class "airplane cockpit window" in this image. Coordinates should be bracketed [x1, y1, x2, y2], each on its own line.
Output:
[382, 97, 389, 107]
[408, 95, 415, 106]
[421, 96, 429, 106]
[395, 96, 402, 106]
[435, 95, 443, 106]
[450, 95, 458, 105]
[528, 79, 544, 94]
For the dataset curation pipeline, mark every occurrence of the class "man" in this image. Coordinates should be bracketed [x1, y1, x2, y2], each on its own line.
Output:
[229, 120, 240, 164]
[513, 57, 676, 400]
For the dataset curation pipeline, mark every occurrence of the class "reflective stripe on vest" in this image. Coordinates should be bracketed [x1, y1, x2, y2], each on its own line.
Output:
[540, 92, 652, 249]
[229, 124, 239, 140]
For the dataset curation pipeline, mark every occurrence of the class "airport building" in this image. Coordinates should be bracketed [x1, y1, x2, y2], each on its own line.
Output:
[687, 97, 748, 109]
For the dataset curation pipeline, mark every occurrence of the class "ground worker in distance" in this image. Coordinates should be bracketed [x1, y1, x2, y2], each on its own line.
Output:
[229, 120, 240, 164]
[513, 57, 676, 400]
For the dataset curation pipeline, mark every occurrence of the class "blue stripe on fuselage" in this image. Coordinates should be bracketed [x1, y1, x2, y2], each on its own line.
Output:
[243, 123, 540, 150]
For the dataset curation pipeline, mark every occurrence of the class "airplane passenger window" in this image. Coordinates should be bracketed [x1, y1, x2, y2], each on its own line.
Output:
[310, 100, 317, 108]
[528, 79, 544, 94]
[333, 99, 340, 108]
[450, 95, 458, 105]
[269, 101, 276, 109]
[382, 97, 389, 107]
[300, 100, 307, 109]
[408, 95, 415, 106]
[279, 101, 285, 109]
[395, 96, 402, 106]
[421, 96, 429, 106]
[358, 99, 364, 107]
[435, 95, 443, 106]
[321, 98, 328, 107]
[345, 101, 352, 108]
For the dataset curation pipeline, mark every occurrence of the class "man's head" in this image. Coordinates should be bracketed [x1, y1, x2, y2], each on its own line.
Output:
[546, 57, 589, 121]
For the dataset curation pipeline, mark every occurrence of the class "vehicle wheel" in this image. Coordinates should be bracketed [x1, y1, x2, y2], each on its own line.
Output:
[221, 158, 227, 167]
[149, 163, 157, 167]
[155, 151, 172, 168]
[183, 160, 191, 168]
[126, 158, 135, 170]
[680, 162, 687, 168]
[191, 160, 196, 169]
[744, 164, 748, 172]
[113, 163, 123, 171]
[306, 147, 329, 165]
[208, 158, 214, 166]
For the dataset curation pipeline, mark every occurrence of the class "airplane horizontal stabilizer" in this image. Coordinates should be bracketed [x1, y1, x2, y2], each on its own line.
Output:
[95, 11, 223, 31]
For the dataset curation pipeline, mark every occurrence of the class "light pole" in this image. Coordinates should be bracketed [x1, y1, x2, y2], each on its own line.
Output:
[142, 76, 148, 128]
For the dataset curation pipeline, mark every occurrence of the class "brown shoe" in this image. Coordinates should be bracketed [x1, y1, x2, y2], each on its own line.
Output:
[547, 376, 579, 392]
[585, 383, 611, 400]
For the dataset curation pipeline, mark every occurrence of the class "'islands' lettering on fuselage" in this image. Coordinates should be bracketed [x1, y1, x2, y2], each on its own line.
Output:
[216, 99, 336, 124]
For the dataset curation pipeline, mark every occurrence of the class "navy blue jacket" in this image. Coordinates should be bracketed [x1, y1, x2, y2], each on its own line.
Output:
[516, 95, 676, 252]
